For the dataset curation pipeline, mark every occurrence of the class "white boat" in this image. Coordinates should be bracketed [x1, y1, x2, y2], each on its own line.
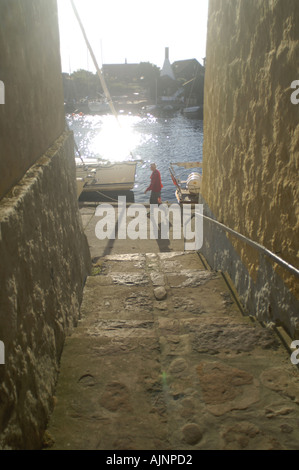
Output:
[159, 92, 184, 112]
[88, 99, 110, 113]
[144, 104, 158, 113]
[76, 158, 138, 196]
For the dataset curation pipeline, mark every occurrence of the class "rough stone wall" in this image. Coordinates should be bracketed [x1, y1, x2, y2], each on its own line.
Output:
[0, 0, 91, 448]
[0, 131, 91, 450]
[0, 0, 65, 199]
[201, 0, 299, 335]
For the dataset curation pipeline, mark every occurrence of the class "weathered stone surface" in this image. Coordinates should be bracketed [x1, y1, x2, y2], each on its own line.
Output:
[45, 248, 299, 450]
[168, 358, 188, 377]
[167, 270, 215, 288]
[157, 252, 185, 259]
[191, 323, 279, 353]
[110, 273, 149, 286]
[172, 296, 202, 315]
[124, 292, 153, 312]
[260, 368, 299, 402]
[86, 320, 155, 338]
[221, 420, 287, 450]
[154, 301, 168, 311]
[181, 423, 203, 445]
[202, 0, 299, 334]
[221, 422, 261, 450]
[0, 0, 65, 200]
[100, 382, 132, 412]
[79, 283, 153, 320]
[154, 287, 167, 301]
[280, 424, 293, 434]
[197, 361, 259, 416]
[180, 399, 195, 419]
[150, 273, 165, 286]
[0, 132, 91, 450]
[158, 318, 181, 336]
[104, 254, 146, 262]
[78, 374, 96, 387]
[161, 252, 205, 272]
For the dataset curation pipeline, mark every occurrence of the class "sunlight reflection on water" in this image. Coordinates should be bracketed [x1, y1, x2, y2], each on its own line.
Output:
[67, 112, 203, 202]
[88, 115, 143, 162]
[67, 113, 145, 162]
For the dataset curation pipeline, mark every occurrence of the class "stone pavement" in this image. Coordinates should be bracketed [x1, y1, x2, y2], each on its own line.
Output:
[44, 204, 299, 450]
[78, 202, 188, 258]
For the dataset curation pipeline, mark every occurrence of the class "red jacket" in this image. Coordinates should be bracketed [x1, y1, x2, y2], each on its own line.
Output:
[147, 169, 163, 192]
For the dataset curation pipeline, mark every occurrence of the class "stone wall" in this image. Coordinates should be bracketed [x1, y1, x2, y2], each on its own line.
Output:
[0, 132, 91, 449]
[0, 0, 65, 200]
[201, 0, 299, 336]
[0, 0, 91, 449]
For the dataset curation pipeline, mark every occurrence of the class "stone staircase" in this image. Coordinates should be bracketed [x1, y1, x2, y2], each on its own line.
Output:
[44, 251, 299, 450]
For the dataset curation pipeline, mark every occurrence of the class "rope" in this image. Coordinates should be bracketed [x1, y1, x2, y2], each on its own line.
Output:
[96, 191, 120, 202]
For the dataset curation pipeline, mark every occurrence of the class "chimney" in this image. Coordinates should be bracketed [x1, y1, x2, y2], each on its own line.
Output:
[161, 46, 175, 80]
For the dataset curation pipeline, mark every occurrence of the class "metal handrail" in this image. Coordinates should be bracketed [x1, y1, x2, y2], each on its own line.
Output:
[196, 210, 299, 278]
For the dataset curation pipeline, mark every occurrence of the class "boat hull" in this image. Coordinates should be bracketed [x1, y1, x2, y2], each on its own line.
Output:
[183, 106, 203, 119]
[88, 101, 110, 113]
[76, 160, 137, 195]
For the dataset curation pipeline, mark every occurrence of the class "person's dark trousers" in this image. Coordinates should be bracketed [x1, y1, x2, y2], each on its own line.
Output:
[150, 191, 161, 204]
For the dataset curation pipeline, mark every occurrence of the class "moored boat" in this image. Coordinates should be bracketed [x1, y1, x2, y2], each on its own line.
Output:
[88, 99, 110, 114]
[169, 162, 202, 204]
[76, 158, 138, 196]
[182, 105, 203, 119]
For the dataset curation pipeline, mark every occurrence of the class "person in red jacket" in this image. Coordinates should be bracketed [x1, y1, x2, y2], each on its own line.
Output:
[144, 163, 163, 204]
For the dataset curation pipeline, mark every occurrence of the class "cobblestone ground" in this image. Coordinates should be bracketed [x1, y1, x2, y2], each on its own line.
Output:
[45, 251, 299, 450]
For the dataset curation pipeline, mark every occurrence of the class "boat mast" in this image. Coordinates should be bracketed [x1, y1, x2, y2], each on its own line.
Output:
[70, 0, 120, 125]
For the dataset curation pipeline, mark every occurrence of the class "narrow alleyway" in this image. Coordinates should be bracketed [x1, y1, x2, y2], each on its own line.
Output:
[44, 204, 299, 450]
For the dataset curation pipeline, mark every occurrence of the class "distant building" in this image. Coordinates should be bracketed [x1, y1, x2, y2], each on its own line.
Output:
[172, 58, 205, 82]
[173, 58, 205, 107]
[102, 63, 142, 82]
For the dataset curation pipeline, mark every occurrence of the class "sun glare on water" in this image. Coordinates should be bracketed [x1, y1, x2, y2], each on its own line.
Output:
[89, 115, 143, 162]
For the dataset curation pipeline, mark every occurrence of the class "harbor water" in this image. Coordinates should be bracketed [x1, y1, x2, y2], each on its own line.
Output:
[67, 112, 203, 203]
